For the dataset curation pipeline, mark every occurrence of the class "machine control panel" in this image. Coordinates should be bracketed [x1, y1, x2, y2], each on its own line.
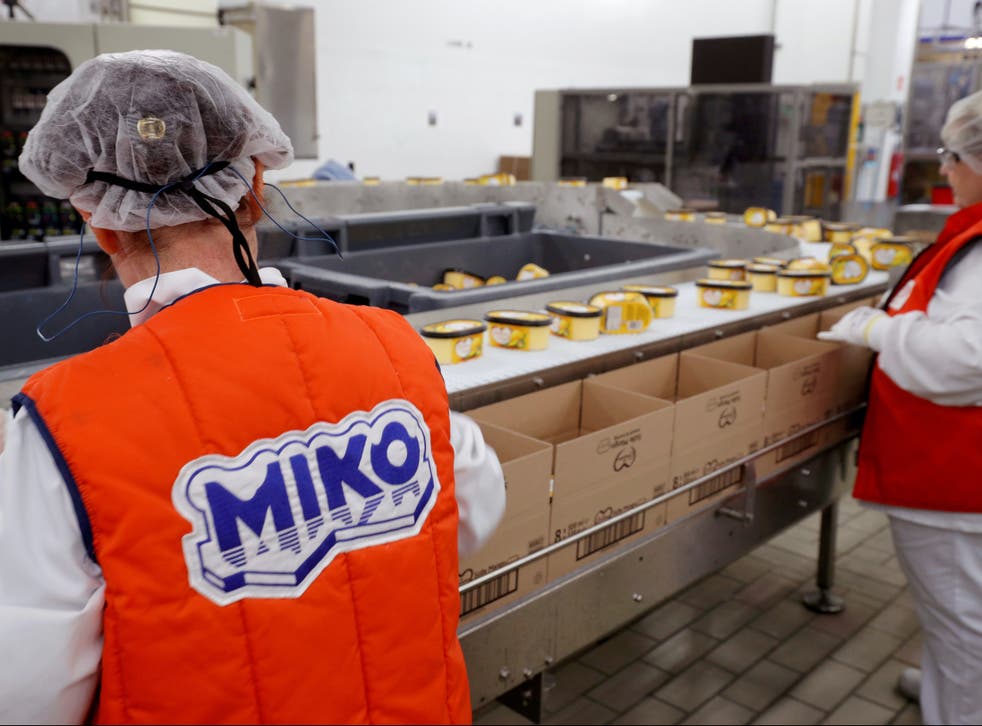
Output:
[0, 44, 80, 242]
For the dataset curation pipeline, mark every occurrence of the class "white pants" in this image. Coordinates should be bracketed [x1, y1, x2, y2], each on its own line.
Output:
[890, 517, 982, 725]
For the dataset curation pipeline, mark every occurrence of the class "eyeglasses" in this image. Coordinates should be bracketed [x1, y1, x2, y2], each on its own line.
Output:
[937, 147, 962, 166]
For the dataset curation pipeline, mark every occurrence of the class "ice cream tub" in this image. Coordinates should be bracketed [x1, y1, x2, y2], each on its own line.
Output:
[828, 242, 857, 260]
[788, 215, 823, 242]
[602, 176, 628, 190]
[746, 263, 779, 292]
[764, 217, 793, 235]
[707, 258, 748, 281]
[588, 291, 653, 334]
[665, 208, 697, 222]
[777, 269, 831, 297]
[695, 279, 752, 310]
[753, 256, 789, 268]
[545, 301, 602, 341]
[822, 222, 856, 243]
[785, 257, 830, 273]
[743, 207, 776, 227]
[485, 310, 552, 350]
[830, 254, 869, 285]
[871, 238, 914, 270]
[420, 320, 486, 364]
[703, 211, 728, 224]
[443, 269, 485, 289]
[516, 262, 550, 281]
[621, 284, 678, 318]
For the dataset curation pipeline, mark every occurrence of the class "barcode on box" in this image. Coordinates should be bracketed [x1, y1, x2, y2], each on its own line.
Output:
[689, 467, 743, 504]
[776, 431, 819, 463]
[575, 512, 645, 561]
[460, 570, 519, 616]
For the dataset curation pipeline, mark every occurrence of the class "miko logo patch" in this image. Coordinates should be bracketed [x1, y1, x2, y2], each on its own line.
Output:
[172, 400, 440, 605]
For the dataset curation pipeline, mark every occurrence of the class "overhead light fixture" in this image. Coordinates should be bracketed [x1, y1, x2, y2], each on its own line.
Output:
[607, 93, 619, 102]
[965, 36, 982, 49]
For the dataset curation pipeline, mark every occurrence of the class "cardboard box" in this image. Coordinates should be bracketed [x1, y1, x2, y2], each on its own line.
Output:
[764, 312, 820, 339]
[469, 379, 675, 504]
[818, 303, 876, 414]
[497, 155, 530, 181]
[458, 509, 549, 625]
[762, 301, 875, 416]
[457, 421, 553, 624]
[685, 330, 840, 447]
[753, 414, 862, 482]
[475, 421, 552, 521]
[546, 466, 668, 579]
[590, 353, 767, 524]
[469, 379, 675, 580]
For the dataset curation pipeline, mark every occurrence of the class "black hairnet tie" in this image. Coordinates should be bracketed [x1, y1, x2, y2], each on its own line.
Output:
[84, 161, 263, 287]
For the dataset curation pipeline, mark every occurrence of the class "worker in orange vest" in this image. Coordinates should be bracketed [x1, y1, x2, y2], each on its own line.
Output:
[821, 90, 982, 725]
[0, 50, 505, 724]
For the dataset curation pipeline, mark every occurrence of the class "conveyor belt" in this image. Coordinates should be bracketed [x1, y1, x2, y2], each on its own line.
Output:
[413, 259, 892, 715]
[419, 273, 888, 397]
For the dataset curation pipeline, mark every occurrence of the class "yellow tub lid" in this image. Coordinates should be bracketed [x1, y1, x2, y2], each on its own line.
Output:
[420, 319, 487, 338]
[545, 301, 602, 318]
[708, 258, 748, 268]
[747, 263, 779, 274]
[622, 285, 679, 297]
[778, 269, 832, 278]
[485, 310, 553, 327]
[695, 278, 752, 290]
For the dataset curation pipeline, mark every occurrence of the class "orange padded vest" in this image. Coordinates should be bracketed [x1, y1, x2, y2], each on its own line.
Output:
[16, 284, 471, 724]
[854, 209, 982, 511]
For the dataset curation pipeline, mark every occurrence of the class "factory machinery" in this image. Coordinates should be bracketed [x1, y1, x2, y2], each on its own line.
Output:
[0, 190, 890, 723]
[406, 265, 886, 719]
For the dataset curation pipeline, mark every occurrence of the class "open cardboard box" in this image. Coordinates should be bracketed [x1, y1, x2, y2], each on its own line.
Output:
[686, 330, 840, 445]
[590, 352, 766, 525]
[458, 422, 552, 624]
[468, 379, 675, 581]
[458, 509, 549, 625]
[763, 299, 875, 415]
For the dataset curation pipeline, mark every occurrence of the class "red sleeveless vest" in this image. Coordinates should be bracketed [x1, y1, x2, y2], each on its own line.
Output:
[18, 284, 471, 724]
[854, 210, 982, 511]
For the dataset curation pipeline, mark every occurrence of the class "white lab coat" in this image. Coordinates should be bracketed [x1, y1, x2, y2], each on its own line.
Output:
[0, 268, 505, 724]
[861, 239, 982, 725]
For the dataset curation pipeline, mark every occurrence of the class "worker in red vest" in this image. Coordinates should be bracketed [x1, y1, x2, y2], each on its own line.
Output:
[0, 51, 505, 724]
[820, 90, 982, 725]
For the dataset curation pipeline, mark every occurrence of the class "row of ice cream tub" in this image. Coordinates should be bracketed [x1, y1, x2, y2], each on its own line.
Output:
[661, 206, 901, 247]
[419, 250, 870, 365]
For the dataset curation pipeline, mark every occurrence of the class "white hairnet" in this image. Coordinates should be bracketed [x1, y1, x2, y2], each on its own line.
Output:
[18, 50, 293, 232]
[941, 90, 982, 175]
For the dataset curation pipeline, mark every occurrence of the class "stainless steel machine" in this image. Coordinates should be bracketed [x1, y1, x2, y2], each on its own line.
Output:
[404, 266, 886, 719]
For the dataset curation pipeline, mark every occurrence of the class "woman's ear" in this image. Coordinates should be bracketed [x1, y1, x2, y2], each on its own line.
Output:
[77, 208, 120, 255]
[245, 158, 266, 225]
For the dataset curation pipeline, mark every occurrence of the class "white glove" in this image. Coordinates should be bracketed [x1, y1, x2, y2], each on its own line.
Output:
[817, 306, 887, 350]
[449, 412, 506, 557]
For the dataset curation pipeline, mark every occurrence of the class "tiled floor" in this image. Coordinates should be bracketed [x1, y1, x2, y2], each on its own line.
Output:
[473, 496, 923, 725]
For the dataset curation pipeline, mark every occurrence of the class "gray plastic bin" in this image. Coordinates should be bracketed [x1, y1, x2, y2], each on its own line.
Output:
[280, 232, 716, 313]
[255, 202, 535, 260]
[0, 237, 127, 368]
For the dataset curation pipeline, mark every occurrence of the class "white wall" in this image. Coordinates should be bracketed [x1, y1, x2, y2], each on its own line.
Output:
[268, 0, 916, 182]
[290, 0, 777, 181]
[862, 0, 920, 104]
[3, 0, 101, 21]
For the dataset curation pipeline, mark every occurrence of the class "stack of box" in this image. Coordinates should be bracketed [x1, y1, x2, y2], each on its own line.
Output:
[682, 330, 840, 480]
[469, 379, 673, 584]
[590, 352, 766, 524]
[458, 423, 552, 624]
[458, 300, 879, 610]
